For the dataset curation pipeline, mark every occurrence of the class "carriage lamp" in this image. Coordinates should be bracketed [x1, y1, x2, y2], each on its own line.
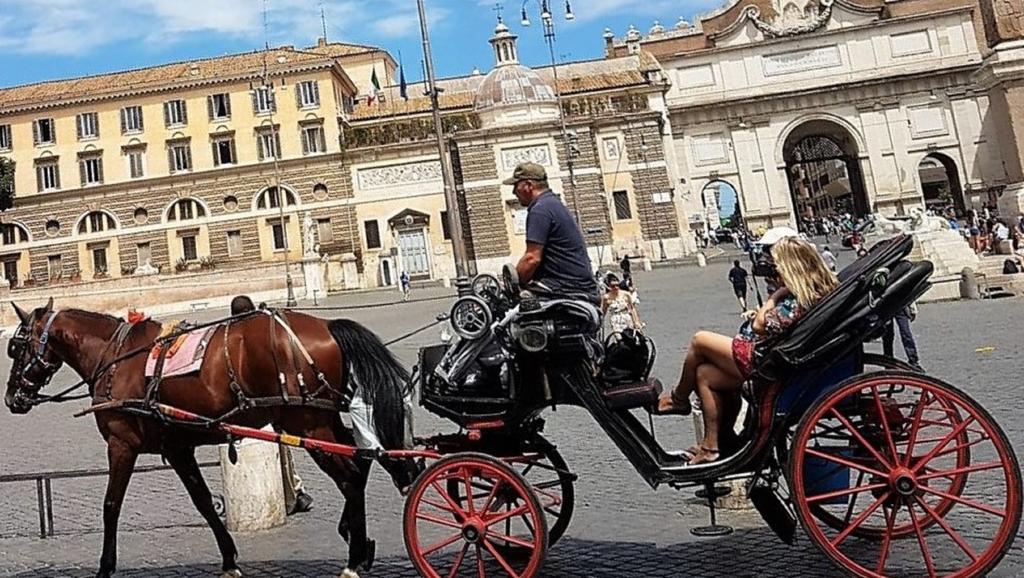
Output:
[515, 323, 550, 353]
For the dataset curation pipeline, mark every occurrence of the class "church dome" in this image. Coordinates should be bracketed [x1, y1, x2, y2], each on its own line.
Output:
[474, 64, 556, 112]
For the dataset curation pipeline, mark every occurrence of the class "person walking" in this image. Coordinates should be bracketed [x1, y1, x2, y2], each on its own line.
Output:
[619, 254, 631, 278]
[601, 273, 642, 333]
[821, 245, 838, 272]
[728, 260, 749, 312]
[882, 303, 922, 371]
[400, 271, 411, 301]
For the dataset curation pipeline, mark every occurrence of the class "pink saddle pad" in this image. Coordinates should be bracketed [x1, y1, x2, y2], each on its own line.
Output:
[145, 326, 217, 378]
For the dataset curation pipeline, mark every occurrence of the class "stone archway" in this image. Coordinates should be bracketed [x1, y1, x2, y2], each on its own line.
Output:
[783, 120, 870, 228]
[700, 179, 744, 231]
[918, 153, 965, 215]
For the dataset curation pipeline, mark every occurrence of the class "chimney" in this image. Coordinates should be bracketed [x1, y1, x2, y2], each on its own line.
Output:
[317, 37, 328, 48]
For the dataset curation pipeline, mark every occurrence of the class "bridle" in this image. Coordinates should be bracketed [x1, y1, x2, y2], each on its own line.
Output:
[8, 310, 63, 395]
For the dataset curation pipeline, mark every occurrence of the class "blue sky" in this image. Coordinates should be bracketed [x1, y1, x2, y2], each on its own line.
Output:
[0, 0, 724, 89]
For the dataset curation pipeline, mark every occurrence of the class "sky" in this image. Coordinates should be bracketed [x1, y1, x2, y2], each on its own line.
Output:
[0, 0, 726, 89]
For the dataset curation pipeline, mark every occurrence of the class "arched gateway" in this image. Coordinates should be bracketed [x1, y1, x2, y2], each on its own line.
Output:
[783, 120, 870, 227]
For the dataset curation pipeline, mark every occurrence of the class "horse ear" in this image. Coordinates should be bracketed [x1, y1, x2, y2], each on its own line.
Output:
[45, 297, 54, 312]
[12, 302, 29, 325]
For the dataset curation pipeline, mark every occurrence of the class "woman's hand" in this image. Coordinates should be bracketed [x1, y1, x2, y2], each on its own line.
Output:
[741, 310, 757, 321]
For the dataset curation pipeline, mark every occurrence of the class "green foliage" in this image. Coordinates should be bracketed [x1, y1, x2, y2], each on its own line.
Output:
[0, 157, 14, 213]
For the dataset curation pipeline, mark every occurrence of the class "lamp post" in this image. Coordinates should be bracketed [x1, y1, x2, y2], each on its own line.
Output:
[520, 0, 580, 222]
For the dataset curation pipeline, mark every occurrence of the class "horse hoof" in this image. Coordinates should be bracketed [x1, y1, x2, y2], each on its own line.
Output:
[221, 570, 243, 578]
[339, 569, 360, 578]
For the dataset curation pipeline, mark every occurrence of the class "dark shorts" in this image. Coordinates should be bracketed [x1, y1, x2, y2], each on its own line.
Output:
[732, 285, 747, 298]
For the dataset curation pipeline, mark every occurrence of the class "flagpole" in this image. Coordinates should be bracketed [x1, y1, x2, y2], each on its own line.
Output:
[417, 0, 470, 278]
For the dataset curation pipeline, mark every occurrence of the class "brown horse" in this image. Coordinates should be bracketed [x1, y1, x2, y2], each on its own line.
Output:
[4, 299, 415, 578]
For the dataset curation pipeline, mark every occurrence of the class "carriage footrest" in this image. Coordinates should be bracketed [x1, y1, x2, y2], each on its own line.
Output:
[602, 378, 663, 410]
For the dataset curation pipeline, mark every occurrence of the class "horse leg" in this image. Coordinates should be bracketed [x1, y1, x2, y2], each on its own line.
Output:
[303, 421, 373, 578]
[97, 438, 139, 578]
[164, 445, 242, 577]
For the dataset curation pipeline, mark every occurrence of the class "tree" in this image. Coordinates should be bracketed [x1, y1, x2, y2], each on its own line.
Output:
[0, 157, 14, 213]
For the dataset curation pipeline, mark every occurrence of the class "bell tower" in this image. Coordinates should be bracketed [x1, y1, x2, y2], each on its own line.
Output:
[490, 18, 519, 67]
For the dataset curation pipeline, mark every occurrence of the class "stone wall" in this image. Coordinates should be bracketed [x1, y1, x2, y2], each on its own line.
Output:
[980, 0, 1024, 47]
[452, 143, 510, 260]
[556, 127, 613, 245]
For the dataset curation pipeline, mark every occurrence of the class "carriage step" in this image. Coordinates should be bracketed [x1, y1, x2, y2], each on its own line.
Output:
[690, 482, 734, 537]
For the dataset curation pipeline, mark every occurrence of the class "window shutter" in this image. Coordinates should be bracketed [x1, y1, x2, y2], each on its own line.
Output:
[97, 158, 104, 183]
[35, 166, 43, 192]
[32, 121, 40, 145]
[168, 147, 175, 173]
[301, 128, 310, 155]
[120, 109, 127, 134]
[93, 114, 100, 138]
[79, 160, 86, 186]
[270, 90, 277, 113]
[318, 127, 326, 152]
[211, 142, 219, 167]
[180, 101, 188, 125]
[229, 139, 237, 164]
[185, 145, 192, 170]
[224, 95, 232, 118]
[137, 108, 144, 131]
[207, 96, 215, 121]
[76, 116, 83, 140]
[274, 132, 281, 158]
[256, 134, 265, 161]
[251, 91, 259, 114]
[313, 81, 320, 105]
[53, 165, 60, 189]
[163, 102, 171, 127]
[296, 84, 303, 108]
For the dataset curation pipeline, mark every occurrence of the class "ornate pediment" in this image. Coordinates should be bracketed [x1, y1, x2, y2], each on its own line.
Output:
[746, 0, 834, 38]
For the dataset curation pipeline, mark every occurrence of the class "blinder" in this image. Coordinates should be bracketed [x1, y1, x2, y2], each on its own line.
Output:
[9, 311, 63, 394]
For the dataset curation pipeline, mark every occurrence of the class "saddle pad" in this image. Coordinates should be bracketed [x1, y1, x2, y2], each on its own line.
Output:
[145, 326, 217, 378]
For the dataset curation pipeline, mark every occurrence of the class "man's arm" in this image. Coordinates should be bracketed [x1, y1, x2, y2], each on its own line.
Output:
[517, 242, 544, 284]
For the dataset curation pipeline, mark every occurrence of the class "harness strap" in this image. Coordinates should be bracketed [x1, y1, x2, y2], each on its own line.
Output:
[270, 310, 339, 400]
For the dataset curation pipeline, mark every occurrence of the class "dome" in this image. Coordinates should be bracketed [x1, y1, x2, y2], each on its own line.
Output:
[474, 64, 556, 112]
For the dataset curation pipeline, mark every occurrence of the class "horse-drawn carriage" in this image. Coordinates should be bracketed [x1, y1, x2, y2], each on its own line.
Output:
[4, 234, 1020, 578]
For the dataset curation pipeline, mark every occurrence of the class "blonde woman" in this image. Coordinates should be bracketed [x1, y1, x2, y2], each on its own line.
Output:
[655, 236, 838, 464]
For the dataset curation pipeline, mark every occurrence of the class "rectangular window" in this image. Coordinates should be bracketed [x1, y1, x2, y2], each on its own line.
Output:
[47, 255, 62, 280]
[35, 161, 60, 192]
[271, 221, 287, 251]
[136, 242, 152, 268]
[126, 148, 145, 179]
[0, 124, 11, 151]
[208, 93, 232, 120]
[440, 211, 451, 240]
[181, 235, 198, 262]
[168, 141, 192, 173]
[79, 155, 104, 186]
[301, 123, 326, 155]
[92, 247, 108, 274]
[364, 220, 381, 250]
[252, 87, 276, 114]
[612, 190, 632, 220]
[76, 112, 99, 140]
[296, 80, 321, 108]
[163, 99, 188, 127]
[120, 106, 144, 134]
[212, 137, 236, 166]
[2, 259, 18, 288]
[256, 129, 282, 160]
[317, 218, 333, 244]
[33, 118, 56, 145]
[227, 230, 243, 257]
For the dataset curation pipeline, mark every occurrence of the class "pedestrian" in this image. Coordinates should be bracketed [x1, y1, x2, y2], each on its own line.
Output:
[620, 254, 631, 277]
[882, 303, 922, 371]
[601, 273, 643, 333]
[727, 259, 749, 312]
[820, 245, 838, 272]
[400, 270, 411, 301]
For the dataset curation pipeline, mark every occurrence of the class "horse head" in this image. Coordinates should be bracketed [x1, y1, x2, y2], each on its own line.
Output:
[5, 297, 63, 414]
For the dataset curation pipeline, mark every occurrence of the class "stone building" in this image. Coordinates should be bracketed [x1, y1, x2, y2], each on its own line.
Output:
[607, 0, 1022, 231]
[0, 24, 685, 295]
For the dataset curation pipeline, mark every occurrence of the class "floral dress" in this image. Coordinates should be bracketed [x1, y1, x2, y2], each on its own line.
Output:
[605, 291, 636, 334]
[732, 294, 805, 379]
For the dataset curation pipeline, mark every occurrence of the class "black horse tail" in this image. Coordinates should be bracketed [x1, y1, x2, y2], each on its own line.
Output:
[327, 318, 410, 449]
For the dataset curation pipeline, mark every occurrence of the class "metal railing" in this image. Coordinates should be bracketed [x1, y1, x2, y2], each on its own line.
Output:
[0, 461, 219, 538]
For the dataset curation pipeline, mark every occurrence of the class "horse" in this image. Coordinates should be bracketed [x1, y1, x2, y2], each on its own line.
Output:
[4, 298, 416, 578]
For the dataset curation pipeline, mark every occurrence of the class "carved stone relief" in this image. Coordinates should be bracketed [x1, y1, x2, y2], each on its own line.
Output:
[500, 145, 552, 172]
[356, 161, 442, 191]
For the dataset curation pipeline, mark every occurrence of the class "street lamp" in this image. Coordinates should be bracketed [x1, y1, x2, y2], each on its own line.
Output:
[520, 0, 580, 223]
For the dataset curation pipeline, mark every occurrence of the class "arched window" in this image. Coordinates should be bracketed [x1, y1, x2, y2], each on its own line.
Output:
[77, 210, 117, 235]
[256, 186, 297, 210]
[0, 222, 30, 246]
[166, 198, 207, 222]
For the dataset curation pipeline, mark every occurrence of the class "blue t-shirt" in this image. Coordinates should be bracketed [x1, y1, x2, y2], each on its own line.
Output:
[525, 191, 596, 294]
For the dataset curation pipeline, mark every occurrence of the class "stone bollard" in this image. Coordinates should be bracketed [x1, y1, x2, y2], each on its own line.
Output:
[696, 252, 707, 268]
[960, 267, 980, 300]
[219, 427, 287, 532]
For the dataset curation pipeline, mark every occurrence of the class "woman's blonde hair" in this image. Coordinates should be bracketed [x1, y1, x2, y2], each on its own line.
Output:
[773, 237, 838, 309]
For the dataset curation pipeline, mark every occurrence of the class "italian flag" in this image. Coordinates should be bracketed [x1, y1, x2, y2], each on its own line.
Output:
[367, 68, 381, 105]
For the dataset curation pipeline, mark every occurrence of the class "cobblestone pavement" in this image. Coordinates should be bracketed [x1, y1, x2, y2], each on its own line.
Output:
[1, 245, 1022, 577]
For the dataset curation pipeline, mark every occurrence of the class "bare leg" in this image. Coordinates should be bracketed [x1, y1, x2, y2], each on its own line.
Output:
[164, 445, 241, 576]
[97, 438, 139, 578]
[692, 363, 744, 465]
[658, 331, 737, 414]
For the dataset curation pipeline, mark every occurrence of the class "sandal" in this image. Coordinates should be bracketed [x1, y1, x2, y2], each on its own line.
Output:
[652, 393, 692, 416]
[689, 447, 721, 466]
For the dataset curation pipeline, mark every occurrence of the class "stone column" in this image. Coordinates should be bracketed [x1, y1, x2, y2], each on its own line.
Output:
[976, 0, 1024, 216]
[219, 428, 287, 532]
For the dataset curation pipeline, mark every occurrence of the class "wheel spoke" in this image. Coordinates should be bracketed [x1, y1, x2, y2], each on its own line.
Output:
[911, 415, 976, 473]
[417, 511, 465, 530]
[448, 543, 470, 578]
[842, 471, 866, 526]
[871, 387, 900, 462]
[481, 479, 503, 514]
[805, 447, 888, 478]
[433, 480, 468, 519]
[423, 532, 465, 556]
[918, 461, 1004, 482]
[914, 496, 979, 562]
[907, 499, 938, 578]
[485, 504, 530, 528]
[463, 467, 477, 516]
[807, 482, 888, 505]
[476, 544, 485, 578]
[482, 538, 522, 578]
[829, 407, 892, 470]
[487, 529, 537, 550]
[902, 389, 932, 467]
[831, 491, 891, 547]
[918, 486, 1006, 518]
[875, 503, 898, 575]
[422, 497, 461, 514]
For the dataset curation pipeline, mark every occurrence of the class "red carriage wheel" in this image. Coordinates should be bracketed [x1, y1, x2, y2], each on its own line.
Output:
[404, 453, 548, 578]
[801, 354, 970, 540]
[789, 371, 1021, 577]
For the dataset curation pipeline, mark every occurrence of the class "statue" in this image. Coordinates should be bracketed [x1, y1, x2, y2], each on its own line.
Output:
[908, 207, 950, 233]
[746, 0, 834, 38]
[870, 213, 911, 236]
[302, 211, 318, 258]
[135, 260, 159, 276]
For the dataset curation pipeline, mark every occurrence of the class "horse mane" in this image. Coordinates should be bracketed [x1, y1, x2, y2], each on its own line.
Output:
[61, 308, 127, 325]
